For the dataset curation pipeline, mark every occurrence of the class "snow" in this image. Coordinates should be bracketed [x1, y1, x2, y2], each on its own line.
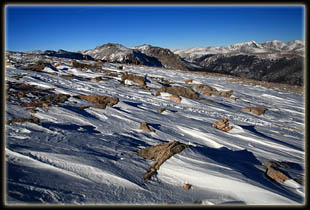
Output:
[173, 40, 304, 61]
[5, 54, 305, 205]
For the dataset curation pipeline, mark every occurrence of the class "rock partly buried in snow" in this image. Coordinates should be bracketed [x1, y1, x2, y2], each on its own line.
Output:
[156, 86, 199, 100]
[241, 106, 267, 115]
[184, 79, 193, 84]
[75, 94, 119, 109]
[91, 76, 104, 83]
[7, 117, 40, 125]
[262, 160, 291, 169]
[121, 72, 147, 88]
[169, 95, 182, 103]
[262, 161, 291, 183]
[22, 60, 48, 72]
[21, 93, 71, 108]
[140, 122, 155, 133]
[157, 108, 166, 114]
[137, 141, 189, 180]
[183, 183, 192, 190]
[212, 118, 234, 132]
[193, 84, 233, 98]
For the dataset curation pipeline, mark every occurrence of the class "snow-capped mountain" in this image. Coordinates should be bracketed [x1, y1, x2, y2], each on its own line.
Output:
[173, 40, 304, 62]
[19, 40, 304, 86]
[81, 43, 134, 62]
[80, 43, 163, 67]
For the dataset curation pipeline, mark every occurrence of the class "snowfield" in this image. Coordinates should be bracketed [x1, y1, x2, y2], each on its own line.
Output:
[5, 54, 305, 205]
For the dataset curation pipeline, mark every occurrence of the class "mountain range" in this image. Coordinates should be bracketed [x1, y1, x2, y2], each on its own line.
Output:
[25, 40, 304, 86]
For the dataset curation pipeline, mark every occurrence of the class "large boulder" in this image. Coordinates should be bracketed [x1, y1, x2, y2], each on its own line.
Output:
[262, 161, 291, 183]
[137, 141, 189, 180]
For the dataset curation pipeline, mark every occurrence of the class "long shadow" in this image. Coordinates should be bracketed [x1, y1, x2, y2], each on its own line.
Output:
[217, 102, 232, 109]
[61, 105, 99, 120]
[149, 123, 161, 130]
[112, 106, 131, 114]
[123, 101, 143, 108]
[191, 145, 303, 203]
[40, 122, 100, 134]
[240, 125, 303, 151]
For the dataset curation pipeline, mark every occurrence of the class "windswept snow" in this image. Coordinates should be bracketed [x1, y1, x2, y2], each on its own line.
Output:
[5, 54, 305, 205]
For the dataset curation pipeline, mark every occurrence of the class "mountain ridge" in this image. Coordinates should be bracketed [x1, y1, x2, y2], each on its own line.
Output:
[19, 39, 304, 86]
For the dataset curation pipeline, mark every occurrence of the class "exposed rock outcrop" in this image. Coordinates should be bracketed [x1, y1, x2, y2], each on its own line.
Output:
[193, 84, 233, 98]
[156, 86, 199, 100]
[121, 72, 147, 88]
[7, 117, 40, 125]
[157, 108, 166, 114]
[139, 122, 155, 133]
[135, 45, 192, 71]
[212, 118, 234, 132]
[169, 95, 182, 103]
[183, 184, 192, 190]
[137, 141, 189, 180]
[75, 94, 119, 109]
[262, 161, 291, 183]
[241, 106, 267, 115]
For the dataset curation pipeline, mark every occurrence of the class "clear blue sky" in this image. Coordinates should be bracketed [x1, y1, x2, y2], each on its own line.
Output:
[5, 5, 305, 52]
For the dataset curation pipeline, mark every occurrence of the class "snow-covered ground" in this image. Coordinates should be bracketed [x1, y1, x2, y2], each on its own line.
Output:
[5, 55, 305, 205]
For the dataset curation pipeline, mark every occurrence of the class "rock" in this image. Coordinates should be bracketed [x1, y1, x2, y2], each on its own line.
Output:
[27, 108, 37, 113]
[194, 84, 233, 98]
[40, 94, 71, 105]
[262, 160, 292, 183]
[219, 90, 233, 97]
[139, 122, 155, 133]
[91, 76, 103, 82]
[212, 118, 234, 132]
[203, 91, 212, 97]
[241, 106, 267, 115]
[75, 94, 119, 109]
[156, 86, 199, 100]
[10, 74, 26, 80]
[183, 183, 192, 190]
[184, 79, 193, 84]
[157, 108, 166, 114]
[169, 95, 182, 103]
[60, 74, 74, 80]
[104, 72, 118, 77]
[264, 166, 291, 183]
[230, 96, 238, 100]
[23, 60, 46, 72]
[193, 84, 217, 93]
[7, 117, 40, 125]
[156, 77, 174, 86]
[262, 160, 291, 169]
[294, 177, 303, 185]
[121, 72, 146, 88]
[6, 61, 14, 66]
[137, 141, 189, 180]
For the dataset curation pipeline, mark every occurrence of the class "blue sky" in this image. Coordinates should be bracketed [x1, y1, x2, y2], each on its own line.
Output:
[6, 5, 305, 52]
